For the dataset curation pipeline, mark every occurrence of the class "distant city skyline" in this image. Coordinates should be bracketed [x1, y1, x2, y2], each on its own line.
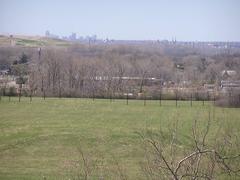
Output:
[0, 0, 240, 41]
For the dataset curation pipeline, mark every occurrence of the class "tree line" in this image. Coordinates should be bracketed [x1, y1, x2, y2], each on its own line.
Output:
[0, 44, 240, 100]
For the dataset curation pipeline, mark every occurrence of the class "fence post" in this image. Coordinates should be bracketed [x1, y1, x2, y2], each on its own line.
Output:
[59, 89, 62, 99]
[144, 94, 146, 106]
[159, 92, 162, 106]
[18, 85, 22, 102]
[213, 95, 215, 105]
[18, 92, 21, 102]
[110, 94, 112, 102]
[126, 93, 129, 105]
[43, 91, 46, 100]
[30, 92, 32, 102]
[190, 93, 192, 107]
[175, 93, 178, 107]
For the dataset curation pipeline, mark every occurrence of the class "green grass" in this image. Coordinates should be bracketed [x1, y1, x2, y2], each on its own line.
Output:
[15, 38, 71, 47]
[0, 36, 72, 47]
[0, 97, 239, 179]
[15, 38, 46, 46]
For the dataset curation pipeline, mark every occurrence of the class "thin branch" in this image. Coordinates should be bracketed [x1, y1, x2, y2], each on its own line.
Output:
[174, 149, 213, 174]
[147, 139, 179, 180]
[180, 173, 212, 180]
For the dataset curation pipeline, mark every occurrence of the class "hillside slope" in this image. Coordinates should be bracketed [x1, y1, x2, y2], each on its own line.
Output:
[0, 35, 72, 47]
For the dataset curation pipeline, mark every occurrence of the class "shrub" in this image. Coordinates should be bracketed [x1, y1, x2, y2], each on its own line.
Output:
[216, 90, 240, 108]
[6, 87, 17, 96]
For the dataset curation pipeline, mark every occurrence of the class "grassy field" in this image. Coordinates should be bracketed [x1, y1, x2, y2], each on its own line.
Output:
[0, 35, 72, 47]
[0, 97, 239, 179]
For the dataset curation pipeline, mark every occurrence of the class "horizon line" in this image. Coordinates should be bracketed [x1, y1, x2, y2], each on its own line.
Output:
[1, 32, 240, 43]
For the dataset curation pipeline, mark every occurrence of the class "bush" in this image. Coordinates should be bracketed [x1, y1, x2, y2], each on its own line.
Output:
[6, 87, 17, 96]
[216, 90, 240, 108]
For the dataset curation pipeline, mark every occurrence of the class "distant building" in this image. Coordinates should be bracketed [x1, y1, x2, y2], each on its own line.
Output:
[94, 76, 162, 86]
[9, 35, 15, 46]
[220, 80, 240, 93]
[221, 80, 240, 88]
[45, 30, 50, 37]
[69, 33, 77, 41]
[45, 30, 59, 39]
[175, 63, 184, 71]
[0, 69, 9, 75]
[204, 84, 216, 92]
[221, 70, 236, 77]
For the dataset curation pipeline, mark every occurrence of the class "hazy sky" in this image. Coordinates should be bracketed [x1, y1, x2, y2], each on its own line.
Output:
[0, 0, 240, 41]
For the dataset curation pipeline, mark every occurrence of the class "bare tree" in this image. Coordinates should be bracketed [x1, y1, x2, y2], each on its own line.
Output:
[139, 110, 240, 180]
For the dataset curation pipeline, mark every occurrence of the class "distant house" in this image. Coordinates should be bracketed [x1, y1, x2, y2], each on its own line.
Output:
[94, 76, 162, 86]
[0, 69, 9, 75]
[204, 84, 216, 92]
[6, 81, 18, 88]
[220, 80, 240, 93]
[175, 63, 184, 71]
[221, 70, 236, 80]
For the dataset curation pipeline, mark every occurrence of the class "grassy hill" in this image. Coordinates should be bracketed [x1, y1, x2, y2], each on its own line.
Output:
[0, 35, 72, 47]
[0, 97, 239, 179]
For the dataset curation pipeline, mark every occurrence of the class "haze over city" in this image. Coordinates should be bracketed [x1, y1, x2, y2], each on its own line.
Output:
[1, 0, 240, 41]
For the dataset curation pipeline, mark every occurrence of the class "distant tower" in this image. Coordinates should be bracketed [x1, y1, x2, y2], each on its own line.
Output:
[45, 30, 50, 37]
[70, 33, 76, 40]
[10, 35, 15, 46]
[38, 47, 42, 60]
[172, 37, 177, 44]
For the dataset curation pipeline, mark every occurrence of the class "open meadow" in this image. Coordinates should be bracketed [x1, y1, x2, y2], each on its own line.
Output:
[0, 97, 239, 179]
